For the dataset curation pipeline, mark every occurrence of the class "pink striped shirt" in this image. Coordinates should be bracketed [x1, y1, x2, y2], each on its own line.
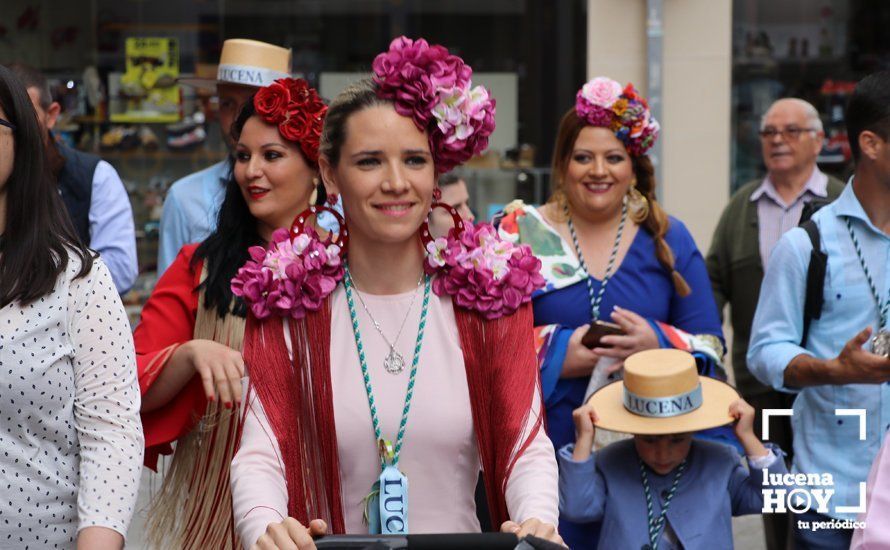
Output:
[751, 167, 829, 268]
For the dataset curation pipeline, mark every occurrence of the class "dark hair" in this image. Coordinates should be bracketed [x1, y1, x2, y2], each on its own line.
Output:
[0, 65, 93, 308]
[193, 98, 262, 317]
[547, 108, 690, 297]
[5, 62, 52, 109]
[195, 95, 324, 317]
[845, 71, 890, 162]
[319, 78, 390, 166]
[438, 173, 464, 187]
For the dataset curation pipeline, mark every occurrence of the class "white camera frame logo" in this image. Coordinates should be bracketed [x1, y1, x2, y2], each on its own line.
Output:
[761, 408, 867, 515]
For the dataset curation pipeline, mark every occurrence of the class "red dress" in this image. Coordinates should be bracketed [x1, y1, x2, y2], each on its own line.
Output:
[134, 244, 207, 469]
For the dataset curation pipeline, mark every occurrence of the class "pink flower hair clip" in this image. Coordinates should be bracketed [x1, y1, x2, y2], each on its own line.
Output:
[372, 36, 496, 173]
[423, 222, 545, 320]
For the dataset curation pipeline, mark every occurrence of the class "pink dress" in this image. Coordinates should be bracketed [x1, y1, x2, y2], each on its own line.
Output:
[851, 435, 890, 549]
[231, 285, 558, 548]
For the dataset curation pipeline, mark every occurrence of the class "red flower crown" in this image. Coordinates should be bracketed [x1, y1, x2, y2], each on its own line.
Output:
[253, 78, 327, 164]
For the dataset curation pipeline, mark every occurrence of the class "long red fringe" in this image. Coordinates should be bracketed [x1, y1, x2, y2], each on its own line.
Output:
[455, 303, 543, 529]
[241, 308, 345, 533]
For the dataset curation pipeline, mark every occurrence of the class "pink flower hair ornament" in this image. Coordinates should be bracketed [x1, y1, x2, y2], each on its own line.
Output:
[231, 222, 345, 320]
[424, 222, 545, 320]
[575, 76, 660, 157]
[372, 36, 496, 173]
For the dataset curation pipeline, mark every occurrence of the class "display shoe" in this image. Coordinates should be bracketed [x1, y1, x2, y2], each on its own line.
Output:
[167, 126, 206, 149]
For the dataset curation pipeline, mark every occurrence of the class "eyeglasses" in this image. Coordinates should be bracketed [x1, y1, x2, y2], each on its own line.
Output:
[758, 126, 816, 141]
[0, 118, 14, 132]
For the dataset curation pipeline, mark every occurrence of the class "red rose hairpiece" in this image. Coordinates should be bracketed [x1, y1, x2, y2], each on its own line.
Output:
[253, 78, 327, 164]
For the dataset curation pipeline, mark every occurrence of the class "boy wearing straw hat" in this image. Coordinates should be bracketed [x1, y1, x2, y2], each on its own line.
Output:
[558, 349, 787, 549]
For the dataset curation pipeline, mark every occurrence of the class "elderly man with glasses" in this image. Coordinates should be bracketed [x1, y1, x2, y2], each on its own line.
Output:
[705, 97, 844, 550]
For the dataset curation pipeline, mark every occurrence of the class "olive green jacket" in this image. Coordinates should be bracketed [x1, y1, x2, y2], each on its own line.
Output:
[705, 175, 845, 396]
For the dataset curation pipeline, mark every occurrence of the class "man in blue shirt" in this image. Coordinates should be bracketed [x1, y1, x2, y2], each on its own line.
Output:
[748, 72, 890, 549]
[157, 39, 292, 274]
[8, 63, 138, 294]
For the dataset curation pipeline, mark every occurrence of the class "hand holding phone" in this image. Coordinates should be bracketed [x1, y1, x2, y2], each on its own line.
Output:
[580, 320, 626, 349]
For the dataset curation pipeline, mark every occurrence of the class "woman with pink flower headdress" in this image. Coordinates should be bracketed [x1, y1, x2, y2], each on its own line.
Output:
[495, 77, 726, 549]
[132, 77, 327, 549]
[229, 37, 561, 549]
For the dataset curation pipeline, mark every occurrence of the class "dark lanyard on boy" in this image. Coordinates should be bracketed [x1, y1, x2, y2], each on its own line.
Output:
[640, 459, 687, 550]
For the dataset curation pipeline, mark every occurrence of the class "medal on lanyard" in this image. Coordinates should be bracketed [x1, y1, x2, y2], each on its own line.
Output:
[345, 267, 430, 535]
[874, 330, 890, 358]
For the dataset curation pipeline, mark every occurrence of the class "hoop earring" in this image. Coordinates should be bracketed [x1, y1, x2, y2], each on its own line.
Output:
[420, 187, 466, 246]
[627, 184, 650, 224]
[290, 199, 348, 258]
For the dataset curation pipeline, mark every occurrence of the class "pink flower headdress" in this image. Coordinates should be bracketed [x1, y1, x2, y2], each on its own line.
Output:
[424, 222, 545, 320]
[575, 76, 659, 156]
[372, 36, 496, 173]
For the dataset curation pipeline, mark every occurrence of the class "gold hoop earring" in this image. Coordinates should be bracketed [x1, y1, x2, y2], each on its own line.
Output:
[627, 184, 649, 223]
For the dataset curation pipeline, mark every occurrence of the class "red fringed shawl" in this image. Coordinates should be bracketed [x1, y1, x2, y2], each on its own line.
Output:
[241, 298, 542, 532]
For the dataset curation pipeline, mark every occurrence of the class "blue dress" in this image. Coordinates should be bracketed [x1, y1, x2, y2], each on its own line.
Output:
[497, 203, 726, 550]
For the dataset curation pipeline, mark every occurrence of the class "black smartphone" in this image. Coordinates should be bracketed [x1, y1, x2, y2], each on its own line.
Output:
[581, 320, 625, 349]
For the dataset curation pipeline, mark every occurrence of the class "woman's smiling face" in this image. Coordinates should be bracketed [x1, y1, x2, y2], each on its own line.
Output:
[321, 103, 436, 246]
[562, 126, 634, 219]
[233, 115, 316, 239]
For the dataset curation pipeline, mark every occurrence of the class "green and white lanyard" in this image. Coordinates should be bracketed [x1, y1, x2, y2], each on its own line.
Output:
[343, 266, 431, 534]
[640, 459, 687, 550]
[565, 201, 628, 321]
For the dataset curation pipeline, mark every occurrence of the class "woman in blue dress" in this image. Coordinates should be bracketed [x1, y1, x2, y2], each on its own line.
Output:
[497, 77, 726, 550]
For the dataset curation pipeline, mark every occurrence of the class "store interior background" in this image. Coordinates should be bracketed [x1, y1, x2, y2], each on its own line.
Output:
[2, 0, 890, 326]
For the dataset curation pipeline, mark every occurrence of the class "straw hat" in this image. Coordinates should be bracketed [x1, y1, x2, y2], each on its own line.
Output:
[588, 349, 739, 435]
[178, 38, 292, 90]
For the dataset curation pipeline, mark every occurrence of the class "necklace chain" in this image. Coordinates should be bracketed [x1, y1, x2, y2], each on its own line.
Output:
[348, 271, 424, 350]
[565, 201, 628, 321]
[344, 264, 431, 469]
[844, 217, 890, 328]
[640, 458, 687, 550]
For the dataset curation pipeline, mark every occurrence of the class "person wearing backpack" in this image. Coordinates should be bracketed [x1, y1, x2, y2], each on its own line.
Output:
[748, 72, 890, 549]
[706, 97, 843, 550]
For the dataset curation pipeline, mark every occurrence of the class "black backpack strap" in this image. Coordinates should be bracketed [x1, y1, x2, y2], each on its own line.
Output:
[800, 219, 826, 347]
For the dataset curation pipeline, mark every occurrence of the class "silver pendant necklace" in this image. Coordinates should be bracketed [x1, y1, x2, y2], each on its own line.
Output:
[346, 271, 425, 374]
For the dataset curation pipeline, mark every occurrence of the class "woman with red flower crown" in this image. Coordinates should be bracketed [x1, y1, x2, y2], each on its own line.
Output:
[229, 37, 562, 549]
[132, 77, 328, 549]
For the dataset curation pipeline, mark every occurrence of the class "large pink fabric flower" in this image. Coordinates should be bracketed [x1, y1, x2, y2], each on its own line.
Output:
[580, 77, 623, 108]
[424, 223, 544, 319]
[373, 37, 470, 127]
[372, 36, 495, 173]
[231, 228, 343, 319]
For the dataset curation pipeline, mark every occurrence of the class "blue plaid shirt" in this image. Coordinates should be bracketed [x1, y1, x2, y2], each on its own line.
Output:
[748, 181, 890, 520]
